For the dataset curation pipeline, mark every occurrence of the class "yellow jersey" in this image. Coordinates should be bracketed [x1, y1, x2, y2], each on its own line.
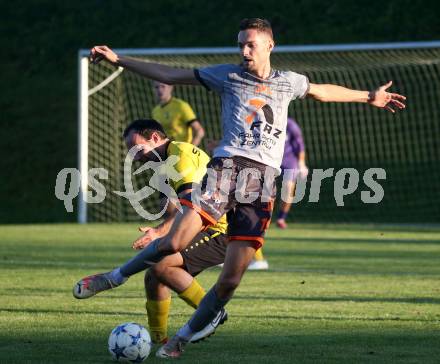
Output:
[165, 141, 227, 234]
[152, 97, 197, 143]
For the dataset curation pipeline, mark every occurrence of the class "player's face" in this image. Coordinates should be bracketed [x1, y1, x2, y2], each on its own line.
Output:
[153, 82, 173, 105]
[238, 29, 273, 73]
[125, 131, 159, 162]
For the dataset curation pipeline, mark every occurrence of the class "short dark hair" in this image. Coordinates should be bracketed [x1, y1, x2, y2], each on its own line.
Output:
[239, 18, 273, 40]
[123, 119, 167, 139]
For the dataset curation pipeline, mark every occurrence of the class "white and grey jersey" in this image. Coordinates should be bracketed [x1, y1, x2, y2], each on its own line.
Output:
[194, 64, 309, 170]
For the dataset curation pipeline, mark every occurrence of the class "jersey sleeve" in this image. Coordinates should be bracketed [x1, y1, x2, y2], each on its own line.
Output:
[170, 146, 208, 194]
[194, 64, 237, 94]
[179, 101, 197, 124]
[173, 157, 196, 193]
[286, 71, 309, 100]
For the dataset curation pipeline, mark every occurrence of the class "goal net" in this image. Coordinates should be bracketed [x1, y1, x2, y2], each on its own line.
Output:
[78, 42, 440, 223]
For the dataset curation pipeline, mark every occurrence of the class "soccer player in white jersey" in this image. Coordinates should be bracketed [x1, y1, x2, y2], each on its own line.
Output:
[79, 18, 406, 358]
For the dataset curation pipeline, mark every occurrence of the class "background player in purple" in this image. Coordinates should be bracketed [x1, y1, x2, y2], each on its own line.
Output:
[277, 117, 309, 229]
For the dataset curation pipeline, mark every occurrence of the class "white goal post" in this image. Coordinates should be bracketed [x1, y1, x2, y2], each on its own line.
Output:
[78, 41, 440, 224]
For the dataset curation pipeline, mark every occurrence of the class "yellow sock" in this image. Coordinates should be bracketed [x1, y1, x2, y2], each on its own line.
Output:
[178, 279, 206, 309]
[254, 248, 264, 261]
[145, 297, 171, 344]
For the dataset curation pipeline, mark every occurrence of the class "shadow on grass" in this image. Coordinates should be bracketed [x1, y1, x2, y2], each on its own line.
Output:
[0, 287, 145, 298]
[233, 294, 440, 305]
[0, 306, 182, 318]
[234, 314, 439, 323]
[1, 325, 440, 364]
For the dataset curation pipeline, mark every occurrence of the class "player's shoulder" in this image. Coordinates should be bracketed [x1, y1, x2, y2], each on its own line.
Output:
[170, 97, 190, 107]
[167, 140, 187, 156]
[169, 97, 196, 114]
[151, 103, 161, 113]
[275, 69, 306, 81]
[168, 141, 208, 159]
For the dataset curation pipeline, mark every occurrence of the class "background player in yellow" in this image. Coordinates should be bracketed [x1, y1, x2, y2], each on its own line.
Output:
[152, 81, 205, 145]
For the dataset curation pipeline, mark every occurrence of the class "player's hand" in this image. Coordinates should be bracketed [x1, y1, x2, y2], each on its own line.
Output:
[368, 81, 406, 113]
[89, 45, 119, 65]
[132, 227, 158, 250]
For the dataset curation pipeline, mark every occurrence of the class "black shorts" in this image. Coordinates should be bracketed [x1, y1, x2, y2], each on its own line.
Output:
[181, 228, 228, 276]
[180, 156, 277, 249]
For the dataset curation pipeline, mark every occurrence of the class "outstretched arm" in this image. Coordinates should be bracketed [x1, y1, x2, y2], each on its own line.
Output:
[90, 45, 200, 85]
[308, 81, 406, 113]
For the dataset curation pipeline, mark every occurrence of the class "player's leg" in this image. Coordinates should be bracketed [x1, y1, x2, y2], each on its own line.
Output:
[156, 240, 256, 358]
[146, 229, 229, 347]
[73, 206, 203, 299]
[174, 229, 229, 342]
[248, 247, 269, 270]
[149, 252, 205, 309]
[190, 239, 255, 324]
[119, 207, 204, 276]
[144, 251, 210, 344]
[253, 247, 264, 261]
[179, 160, 275, 334]
[157, 196, 274, 358]
[144, 269, 172, 344]
[157, 162, 277, 357]
[277, 177, 296, 229]
[126, 160, 228, 270]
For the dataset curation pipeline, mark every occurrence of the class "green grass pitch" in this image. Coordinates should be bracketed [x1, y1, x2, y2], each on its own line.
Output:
[1, 223, 439, 363]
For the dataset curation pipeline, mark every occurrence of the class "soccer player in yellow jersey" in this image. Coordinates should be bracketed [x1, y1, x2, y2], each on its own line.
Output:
[152, 81, 205, 145]
[74, 119, 227, 344]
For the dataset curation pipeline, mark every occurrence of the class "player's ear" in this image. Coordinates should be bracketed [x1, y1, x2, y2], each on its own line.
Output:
[152, 132, 159, 143]
[267, 39, 274, 52]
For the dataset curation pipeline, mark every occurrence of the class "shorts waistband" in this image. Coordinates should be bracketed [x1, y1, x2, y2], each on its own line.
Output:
[212, 156, 276, 173]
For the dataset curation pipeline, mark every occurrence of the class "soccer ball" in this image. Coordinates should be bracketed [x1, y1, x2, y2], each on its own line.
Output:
[108, 322, 152, 363]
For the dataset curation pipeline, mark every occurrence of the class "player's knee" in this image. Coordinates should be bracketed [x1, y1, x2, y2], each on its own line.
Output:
[161, 235, 184, 254]
[149, 262, 167, 279]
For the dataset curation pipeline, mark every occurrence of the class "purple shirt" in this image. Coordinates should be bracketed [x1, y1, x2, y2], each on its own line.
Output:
[281, 118, 305, 170]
